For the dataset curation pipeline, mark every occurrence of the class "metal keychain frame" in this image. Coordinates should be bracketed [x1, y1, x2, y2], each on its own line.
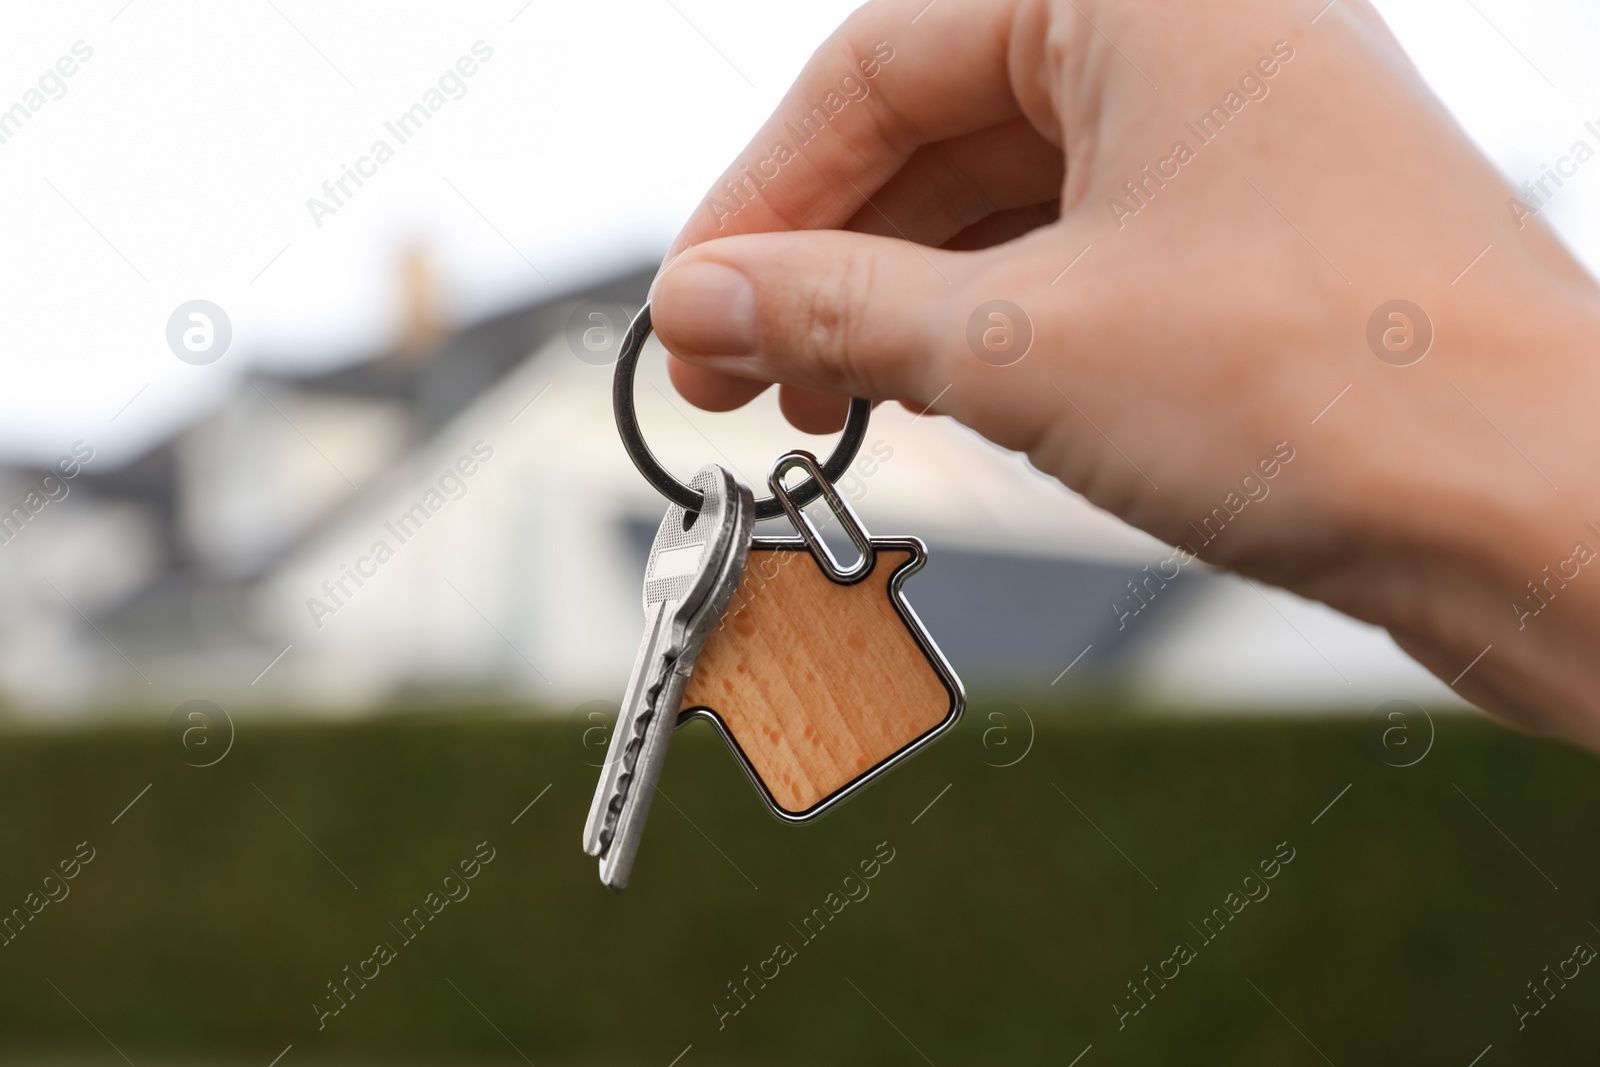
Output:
[612, 302, 872, 522]
[677, 450, 966, 824]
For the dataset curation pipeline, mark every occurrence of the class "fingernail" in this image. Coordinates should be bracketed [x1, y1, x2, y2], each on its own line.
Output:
[654, 261, 758, 358]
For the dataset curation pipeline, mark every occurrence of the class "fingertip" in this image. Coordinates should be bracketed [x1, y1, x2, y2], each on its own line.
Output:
[896, 396, 944, 419]
[778, 386, 850, 434]
[666, 356, 770, 412]
[652, 256, 758, 359]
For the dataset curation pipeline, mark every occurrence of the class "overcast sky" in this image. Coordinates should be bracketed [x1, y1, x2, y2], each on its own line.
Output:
[1, 0, 1597, 465]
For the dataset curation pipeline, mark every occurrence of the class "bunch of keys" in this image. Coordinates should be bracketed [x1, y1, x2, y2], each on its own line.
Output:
[582, 304, 964, 891]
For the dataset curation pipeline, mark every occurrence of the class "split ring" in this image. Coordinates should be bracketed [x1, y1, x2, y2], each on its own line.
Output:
[612, 302, 871, 521]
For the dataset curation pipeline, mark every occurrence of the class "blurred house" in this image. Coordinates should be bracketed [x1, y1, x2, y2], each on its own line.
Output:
[0, 263, 1460, 719]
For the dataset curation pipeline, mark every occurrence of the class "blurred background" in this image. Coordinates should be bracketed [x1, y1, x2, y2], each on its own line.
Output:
[1, 0, 1598, 1063]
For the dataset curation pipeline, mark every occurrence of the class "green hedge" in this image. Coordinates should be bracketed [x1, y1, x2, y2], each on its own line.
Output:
[0, 702, 1594, 1065]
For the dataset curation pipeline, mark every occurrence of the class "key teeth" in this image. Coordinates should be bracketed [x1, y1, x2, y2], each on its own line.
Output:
[594, 650, 677, 855]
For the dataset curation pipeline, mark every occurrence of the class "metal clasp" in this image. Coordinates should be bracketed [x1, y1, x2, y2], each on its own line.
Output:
[769, 450, 876, 584]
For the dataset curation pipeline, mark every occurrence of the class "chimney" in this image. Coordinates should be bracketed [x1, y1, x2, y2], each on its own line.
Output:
[388, 243, 444, 361]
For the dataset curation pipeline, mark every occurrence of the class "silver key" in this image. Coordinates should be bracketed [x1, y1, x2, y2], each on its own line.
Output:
[582, 463, 753, 890]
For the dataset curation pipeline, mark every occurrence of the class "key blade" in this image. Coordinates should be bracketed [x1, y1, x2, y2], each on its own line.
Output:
[581, 599, 669, 856]
[596, 656, 692, 890]
[583, 465, 748, 872]
[587, 626, 680, 862]
[599, 481, 753, 890]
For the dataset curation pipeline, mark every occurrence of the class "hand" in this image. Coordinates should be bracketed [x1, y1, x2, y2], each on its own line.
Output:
[650, 0, 1600, 750]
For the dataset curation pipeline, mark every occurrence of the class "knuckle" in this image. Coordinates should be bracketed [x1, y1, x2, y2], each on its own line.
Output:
[796, 250, 880, 391]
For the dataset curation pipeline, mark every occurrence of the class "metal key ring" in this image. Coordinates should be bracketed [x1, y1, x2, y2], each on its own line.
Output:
[613, 301, 871, 521]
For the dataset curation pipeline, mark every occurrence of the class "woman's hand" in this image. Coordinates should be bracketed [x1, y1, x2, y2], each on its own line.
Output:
[651, 0, 1600, 751]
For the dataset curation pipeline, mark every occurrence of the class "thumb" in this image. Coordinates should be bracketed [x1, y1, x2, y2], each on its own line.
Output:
[651, 230, 969, 406]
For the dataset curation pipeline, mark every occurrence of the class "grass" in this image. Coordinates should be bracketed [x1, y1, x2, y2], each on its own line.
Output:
[0, 700, 1594, 1065]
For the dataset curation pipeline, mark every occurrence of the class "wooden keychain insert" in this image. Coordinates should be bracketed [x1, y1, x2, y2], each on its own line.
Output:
[679, 451, 964, 820]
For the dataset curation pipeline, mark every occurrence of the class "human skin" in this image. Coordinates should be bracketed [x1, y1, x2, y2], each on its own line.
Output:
[649, 0, 1600, 751]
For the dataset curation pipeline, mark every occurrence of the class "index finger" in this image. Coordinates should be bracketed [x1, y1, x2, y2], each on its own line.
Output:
[662, 0, 1045, 262]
